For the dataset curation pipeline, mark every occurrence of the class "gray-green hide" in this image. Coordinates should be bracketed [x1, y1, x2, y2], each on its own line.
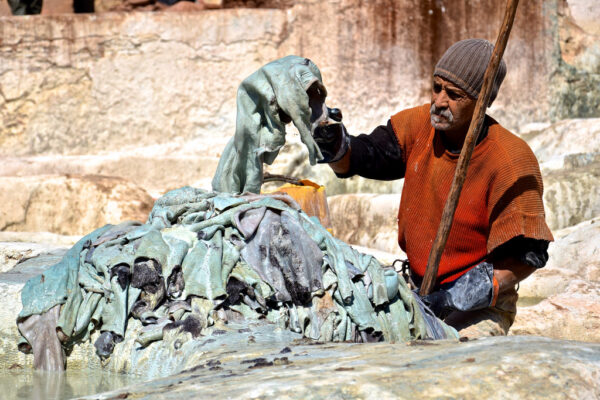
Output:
[211, 55, 327, 194]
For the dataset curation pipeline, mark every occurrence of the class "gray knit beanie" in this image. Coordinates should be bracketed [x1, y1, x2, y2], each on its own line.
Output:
[433, 39, 507, 106]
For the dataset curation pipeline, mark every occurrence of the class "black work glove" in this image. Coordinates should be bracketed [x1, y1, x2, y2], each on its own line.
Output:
[313, 107, 350, 163]
[421, 262, 499, 319]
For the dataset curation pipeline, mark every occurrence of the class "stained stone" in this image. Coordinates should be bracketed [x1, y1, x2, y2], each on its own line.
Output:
[80, 336, 600, 400]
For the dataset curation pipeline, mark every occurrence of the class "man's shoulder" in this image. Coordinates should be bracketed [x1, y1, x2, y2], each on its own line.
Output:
[488, 119, 537, 158]
[391, 103, 431, 124]
[390, 103, 432, 138]
[487, 119, 542, 174]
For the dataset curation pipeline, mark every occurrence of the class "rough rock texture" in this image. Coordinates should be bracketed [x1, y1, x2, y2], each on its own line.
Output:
[507, 218, 600, 342]
[0, 175, 153, 235]
[551, 0, 600, 121]
[0, 229, 598, 397]
[1, 253, 599, 398]
[567, 0, 600, 35]
[0, 147, 219, 197]
[543, 163, 600, 230]
[328, 193, 401, 256]
[523, 118, 600, 172]
[0, 231, 80, 246]
[0, 242, 68, 273]
[0, 1, 598, 158]
[0, 0, 11, 16]
[0, 1, 597, 203]
[519, 218, 600, 299]
[0, 10, 284, 157]
[82, 336, 600, 400]
[512, 280, 600, 342]
[516, 118, 600, 230]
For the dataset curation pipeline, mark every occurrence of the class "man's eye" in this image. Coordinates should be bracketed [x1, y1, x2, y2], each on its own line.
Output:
[447, 90, 463, 100]
[433, 83, 442, 93]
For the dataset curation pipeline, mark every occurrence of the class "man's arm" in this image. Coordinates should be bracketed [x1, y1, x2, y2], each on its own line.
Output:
[489, 236, 549, 294]
[329, 148, 351, 174]
[327, 120, 406, 180]
[422, 236, 549, 316]
[492, 259, 535, 294]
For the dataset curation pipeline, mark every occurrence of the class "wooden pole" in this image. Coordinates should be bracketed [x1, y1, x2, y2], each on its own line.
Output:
[419, 0, 520, 296]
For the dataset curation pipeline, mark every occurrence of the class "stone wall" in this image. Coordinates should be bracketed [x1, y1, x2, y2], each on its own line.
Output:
[1, 0, 598, 160]
[0, 10, 285, 156]
[0, 174, 153, 235]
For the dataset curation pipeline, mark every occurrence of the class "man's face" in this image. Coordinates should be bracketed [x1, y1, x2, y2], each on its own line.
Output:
[430, 76, 476, 134]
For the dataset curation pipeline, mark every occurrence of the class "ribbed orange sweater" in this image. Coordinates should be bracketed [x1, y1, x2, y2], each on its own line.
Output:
[390, 104, 554, 285]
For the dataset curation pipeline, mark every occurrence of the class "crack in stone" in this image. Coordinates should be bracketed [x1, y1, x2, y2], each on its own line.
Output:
[0, 182, 38, 232]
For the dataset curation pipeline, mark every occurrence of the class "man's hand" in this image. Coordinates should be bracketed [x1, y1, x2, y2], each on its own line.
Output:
[313, 107, 350, 163]
[422, 262, 499, 318]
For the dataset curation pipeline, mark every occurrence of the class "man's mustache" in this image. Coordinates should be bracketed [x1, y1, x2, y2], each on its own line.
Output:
[430, 104, 454, 122]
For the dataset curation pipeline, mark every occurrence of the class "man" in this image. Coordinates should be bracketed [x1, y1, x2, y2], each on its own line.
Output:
[314, 39, 554, 338]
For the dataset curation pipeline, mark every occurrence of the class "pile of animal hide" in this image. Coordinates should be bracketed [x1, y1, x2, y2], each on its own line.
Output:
[16, 56, 457, 371]
[17, 187, 457, 369]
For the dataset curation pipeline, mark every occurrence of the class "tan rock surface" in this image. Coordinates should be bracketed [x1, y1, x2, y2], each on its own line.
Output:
[0, 242, 68, 273]
[328, 193, 401, 255]
[509, 218, 600, 342]
[0, 11, 284, 157]
[0, 175, 153, 235]
[543, 161, 600, 230]
[0, 146, 219, 197]
[81, 336, 600, 399]
[1, 1, 598, 159]
[567, 0, 600, 35]
[0, 2, 597, 201]
[547, 219, 600, 283]
[521, 118, 600, 172]
[0, 231, 80, 246]
[559, 0, 600, 73]
[519, 218, 600, 299]
[0, 0, 11, 15]
[40, 0, 73, 14]
[518, 118, 600, 231]
[512, 280, 600, 342]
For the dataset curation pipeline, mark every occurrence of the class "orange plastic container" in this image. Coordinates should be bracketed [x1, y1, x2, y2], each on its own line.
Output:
[263, 179, 332, 233]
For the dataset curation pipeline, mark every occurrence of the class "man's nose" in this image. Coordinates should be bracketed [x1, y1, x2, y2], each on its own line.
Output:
[433, 90, 449, 109]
